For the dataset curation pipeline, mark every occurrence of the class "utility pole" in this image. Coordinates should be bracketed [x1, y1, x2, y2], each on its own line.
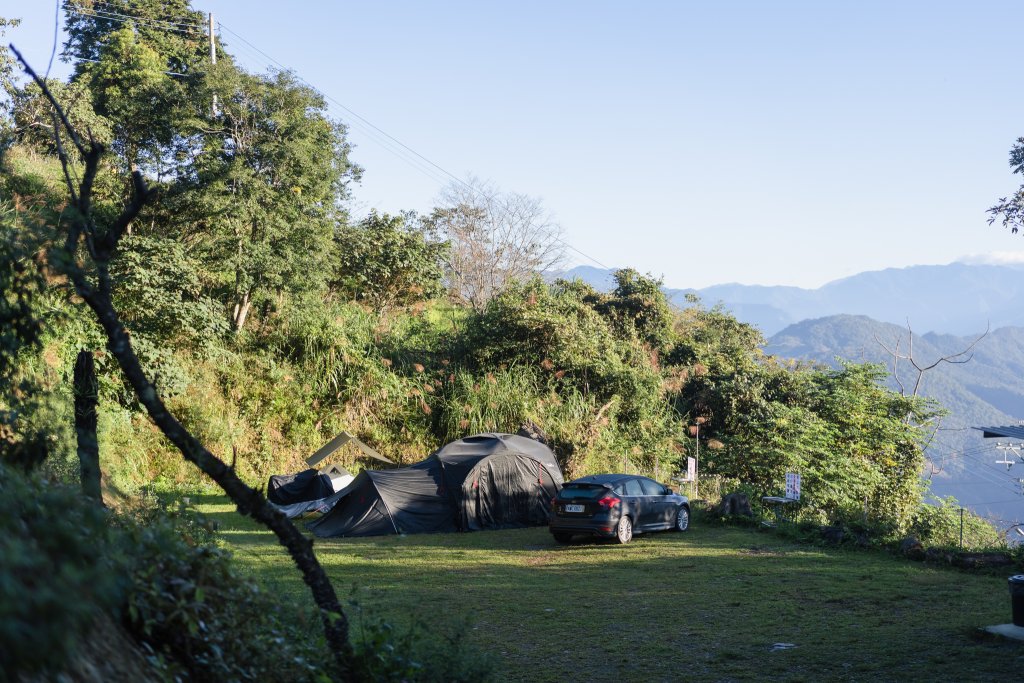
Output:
[995, 442, 1024, 470]
[209, 12, 217, 117]
[694, 420, 699, 499]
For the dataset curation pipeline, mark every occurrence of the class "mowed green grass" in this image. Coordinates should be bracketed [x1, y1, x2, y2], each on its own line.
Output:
[194, 495, 1022, 682]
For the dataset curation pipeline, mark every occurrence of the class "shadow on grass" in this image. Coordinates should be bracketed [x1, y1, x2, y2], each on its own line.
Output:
[196, 495, 1019, 682]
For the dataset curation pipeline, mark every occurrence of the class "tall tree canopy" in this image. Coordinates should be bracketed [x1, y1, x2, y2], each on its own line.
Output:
[175, 67, 359, 331]
[62, 0, 212, 176]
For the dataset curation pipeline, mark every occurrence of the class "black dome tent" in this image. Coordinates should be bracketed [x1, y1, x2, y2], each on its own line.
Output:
[307, 433, 564, 538]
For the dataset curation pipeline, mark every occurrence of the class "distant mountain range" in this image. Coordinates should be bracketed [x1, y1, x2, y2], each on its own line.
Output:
[560, 262, 1024, 336]
[558, 263, 1024, 531]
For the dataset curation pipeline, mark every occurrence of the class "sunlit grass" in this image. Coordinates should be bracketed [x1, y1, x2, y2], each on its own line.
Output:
[196, 496, 1018, 682]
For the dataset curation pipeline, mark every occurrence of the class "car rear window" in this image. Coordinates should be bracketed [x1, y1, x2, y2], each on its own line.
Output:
[558, 484, 608, 500]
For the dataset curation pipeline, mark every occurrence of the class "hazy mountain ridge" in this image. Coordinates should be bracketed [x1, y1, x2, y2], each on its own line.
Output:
[558, 262, 1024, 336]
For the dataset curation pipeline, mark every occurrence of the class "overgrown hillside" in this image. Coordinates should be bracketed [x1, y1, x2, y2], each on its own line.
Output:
[766, 314, 1024, 526]
[0, 0, 1000, 544]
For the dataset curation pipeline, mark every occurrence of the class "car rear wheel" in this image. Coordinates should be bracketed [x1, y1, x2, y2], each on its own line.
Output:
[552, 532, 573, 544]
[674, 506, 690, 532]
[615, 515, 633, 544]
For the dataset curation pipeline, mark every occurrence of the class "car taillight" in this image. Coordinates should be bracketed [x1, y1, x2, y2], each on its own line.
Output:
[596, 494, 620, 510]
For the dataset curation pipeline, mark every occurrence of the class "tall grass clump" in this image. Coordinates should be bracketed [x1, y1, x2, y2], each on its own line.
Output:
[434, 366, 539, 442]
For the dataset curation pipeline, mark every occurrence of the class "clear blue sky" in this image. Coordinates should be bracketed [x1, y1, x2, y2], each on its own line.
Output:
[9, 1, 1024, 288]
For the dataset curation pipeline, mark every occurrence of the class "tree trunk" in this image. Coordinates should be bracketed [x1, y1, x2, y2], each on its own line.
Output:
[74, 350, 102, 502]
[232, 290, 252, 332]
[85, 292, 352, 671]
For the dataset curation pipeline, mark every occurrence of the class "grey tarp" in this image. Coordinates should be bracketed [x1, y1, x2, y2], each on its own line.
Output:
[307, 433, 563, 538]
[267, 466, 354, 518]
[267, 468, 334, 506]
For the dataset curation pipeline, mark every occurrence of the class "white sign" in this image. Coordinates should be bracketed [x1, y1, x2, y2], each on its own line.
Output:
[688, 457, 697, 483]
[785, 472, 801, 501]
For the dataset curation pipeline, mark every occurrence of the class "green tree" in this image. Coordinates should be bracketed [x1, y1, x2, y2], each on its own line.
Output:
[79, 26, 179, 172]
[10, 77, 113, 154]
[11, 49, 354, 669]
[62, 0, 212, 176]
[585, 268, 675, 353]
[63, 0, 208, 70]
[111, 233, 227, 347]
[177, 67, 359, 332]
[333, 211, 448, 310]
[989, 136, 1024, 233]
[689, 358, 932, 532]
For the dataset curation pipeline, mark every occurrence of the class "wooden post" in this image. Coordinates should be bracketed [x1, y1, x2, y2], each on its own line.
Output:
[74, 350, 102, 502]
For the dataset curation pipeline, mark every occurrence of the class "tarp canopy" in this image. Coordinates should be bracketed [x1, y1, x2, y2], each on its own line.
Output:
[308, 433, 563, 538]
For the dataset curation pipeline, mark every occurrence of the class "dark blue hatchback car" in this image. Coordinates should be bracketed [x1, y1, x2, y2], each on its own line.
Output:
[549, 473, 690, 544]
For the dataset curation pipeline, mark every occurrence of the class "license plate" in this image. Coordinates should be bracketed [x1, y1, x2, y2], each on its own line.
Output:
[564, 504, 584, 513]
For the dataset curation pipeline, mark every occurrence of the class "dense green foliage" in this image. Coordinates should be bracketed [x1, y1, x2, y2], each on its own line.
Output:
[117, 496, 329, 681]
[0, 462, 492, 681]
[686, 361, 934, 533]
[333, 211, 448, 310]
[911, 495, 1005, 549]
[0, 463, 121, 677]
[0, 461, 322, 681]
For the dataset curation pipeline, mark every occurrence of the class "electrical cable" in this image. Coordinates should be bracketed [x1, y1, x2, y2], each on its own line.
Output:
[217, 21, 613, 271]
[66, 2, 205, 31]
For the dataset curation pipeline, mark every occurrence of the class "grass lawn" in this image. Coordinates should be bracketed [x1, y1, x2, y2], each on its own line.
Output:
[195, 495, 1021, 682]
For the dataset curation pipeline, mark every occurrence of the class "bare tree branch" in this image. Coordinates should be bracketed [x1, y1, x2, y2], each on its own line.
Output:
[429, 176, 566, 310]
[876, 321, 989, 400]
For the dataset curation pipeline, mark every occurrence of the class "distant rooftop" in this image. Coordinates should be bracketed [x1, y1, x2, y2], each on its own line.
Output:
[975, 425, 1024, 440]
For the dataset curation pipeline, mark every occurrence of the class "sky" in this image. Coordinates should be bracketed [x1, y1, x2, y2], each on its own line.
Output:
[8, 0, 1024, 289]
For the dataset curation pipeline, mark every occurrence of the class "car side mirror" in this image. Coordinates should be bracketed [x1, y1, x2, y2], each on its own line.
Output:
[666, 488, 673, 495]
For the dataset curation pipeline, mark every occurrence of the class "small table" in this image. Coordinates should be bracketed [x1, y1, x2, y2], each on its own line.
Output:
[761, 496, 799, 527]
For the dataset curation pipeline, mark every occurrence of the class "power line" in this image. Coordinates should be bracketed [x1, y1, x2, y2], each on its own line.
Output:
[216, 21, 613, 271]
[215, 35, 455, 189]
[67, 2, 205, 32]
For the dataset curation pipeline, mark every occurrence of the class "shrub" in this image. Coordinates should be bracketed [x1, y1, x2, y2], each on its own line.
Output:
[911, 496, 1005, 550]
[347, 595, 495, 683]
[115, 495, 330, 682]
[0, 462, 122, 679]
